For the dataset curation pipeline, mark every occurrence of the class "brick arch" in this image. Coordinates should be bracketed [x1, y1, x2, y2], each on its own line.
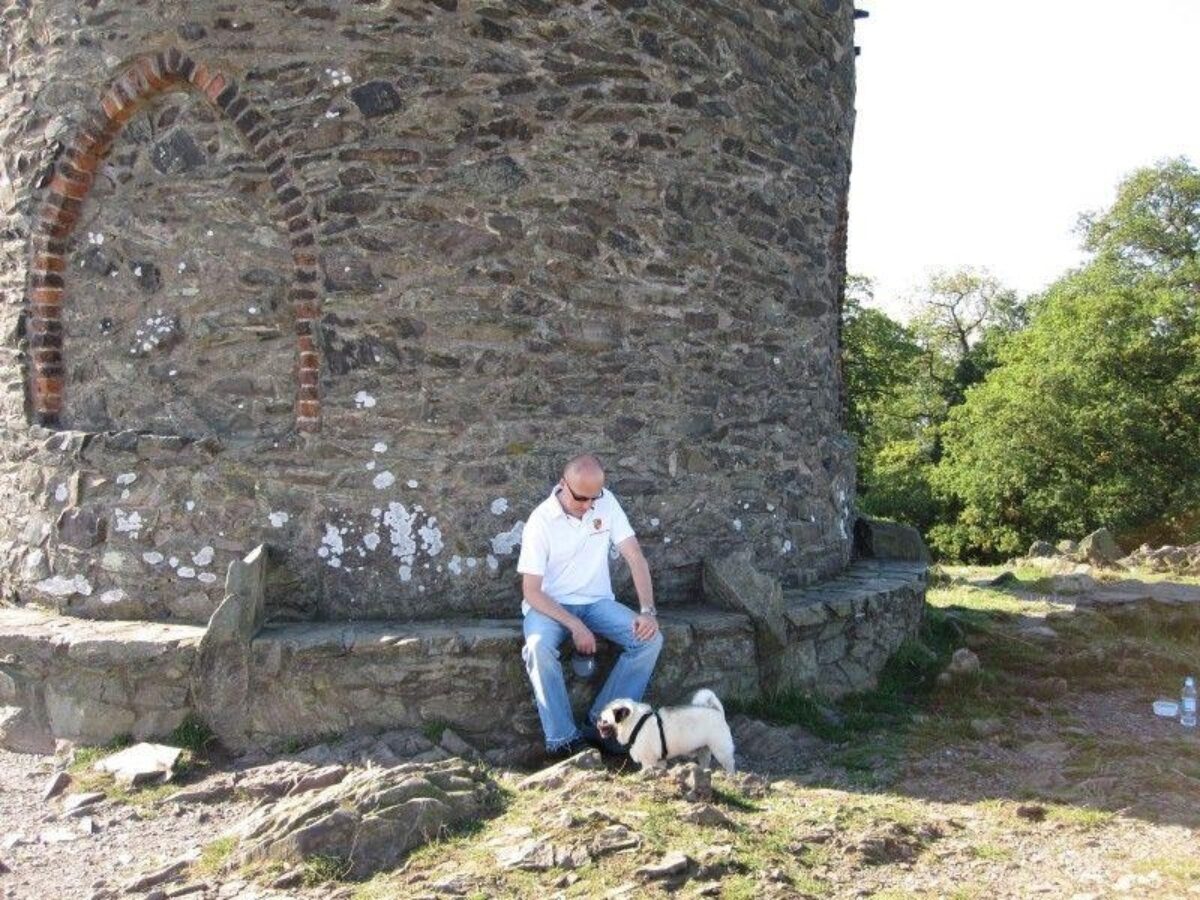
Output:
[25, 48, 322, 433]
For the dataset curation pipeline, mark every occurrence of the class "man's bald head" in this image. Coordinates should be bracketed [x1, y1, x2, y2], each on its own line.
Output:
[563, 453, 604, 482]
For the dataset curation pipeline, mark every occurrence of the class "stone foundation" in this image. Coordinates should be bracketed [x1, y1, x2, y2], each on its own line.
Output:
[0, 560, 925, 754]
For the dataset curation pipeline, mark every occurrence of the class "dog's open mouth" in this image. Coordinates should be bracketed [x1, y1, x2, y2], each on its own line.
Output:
[598, 723, 615, 739]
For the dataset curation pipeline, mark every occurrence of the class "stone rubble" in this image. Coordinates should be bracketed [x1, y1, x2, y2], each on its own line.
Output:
[94, 742, 182, 787]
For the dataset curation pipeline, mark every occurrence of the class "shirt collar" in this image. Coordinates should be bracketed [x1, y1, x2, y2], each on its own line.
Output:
[547, 487, 570, 520]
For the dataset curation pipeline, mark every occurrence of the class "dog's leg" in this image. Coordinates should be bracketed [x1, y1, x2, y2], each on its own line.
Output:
[695, 747, 712, 770]
[712, 731, 736, 773]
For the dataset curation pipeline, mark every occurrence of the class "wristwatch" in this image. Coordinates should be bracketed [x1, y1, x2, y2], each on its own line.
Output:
[640, 607, 657, 617]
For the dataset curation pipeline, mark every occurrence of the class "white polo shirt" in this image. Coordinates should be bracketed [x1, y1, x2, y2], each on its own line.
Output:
[517, 488, 635, 611]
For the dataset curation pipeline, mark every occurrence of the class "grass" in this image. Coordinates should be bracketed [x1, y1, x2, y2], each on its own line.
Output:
[1045, 805, 1115, 830]
[194, 836, 238, 876]
[68, 734, 133, 773]
[301, 855, 353, 886]
[1132, 855, 1200, 884]
[421, 719, 450, 744]
[169, 713, 216, 754]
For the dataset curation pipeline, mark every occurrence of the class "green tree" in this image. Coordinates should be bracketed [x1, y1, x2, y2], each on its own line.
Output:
[843, 271, 1023, 537]
[931, 159, 1200, 559]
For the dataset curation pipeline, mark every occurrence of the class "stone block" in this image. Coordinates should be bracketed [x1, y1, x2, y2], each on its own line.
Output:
[853, 517, 931, 563]
[0, 704, 55, 754]
[45, 683, 135, 744]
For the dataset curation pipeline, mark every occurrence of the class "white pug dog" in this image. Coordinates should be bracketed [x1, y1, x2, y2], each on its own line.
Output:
[597, 688, 736, 773]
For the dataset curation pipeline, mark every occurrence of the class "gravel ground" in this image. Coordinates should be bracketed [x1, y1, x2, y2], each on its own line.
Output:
[0, 750, 268, 900]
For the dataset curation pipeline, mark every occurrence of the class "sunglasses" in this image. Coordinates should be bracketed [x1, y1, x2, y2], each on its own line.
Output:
[563, 481, 604, 503]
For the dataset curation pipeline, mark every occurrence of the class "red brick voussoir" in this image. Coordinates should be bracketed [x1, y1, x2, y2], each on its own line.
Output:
[25, 49, 322, 432]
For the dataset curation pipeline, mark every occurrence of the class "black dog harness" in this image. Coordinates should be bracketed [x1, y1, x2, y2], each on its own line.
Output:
[623, 709, 669, 760]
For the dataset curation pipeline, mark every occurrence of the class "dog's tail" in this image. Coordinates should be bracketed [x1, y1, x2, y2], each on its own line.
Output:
[690, 688, 724, 714]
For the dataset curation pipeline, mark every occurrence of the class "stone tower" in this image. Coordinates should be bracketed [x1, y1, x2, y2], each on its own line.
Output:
[0, 0, 858, 626]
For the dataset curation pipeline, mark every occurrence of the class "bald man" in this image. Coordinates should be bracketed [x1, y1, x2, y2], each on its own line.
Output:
[517, 454, 663, 758]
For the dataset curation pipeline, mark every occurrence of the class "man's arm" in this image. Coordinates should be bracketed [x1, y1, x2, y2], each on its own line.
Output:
[522, 573, 596, 654]
[617, 536, 658, 640]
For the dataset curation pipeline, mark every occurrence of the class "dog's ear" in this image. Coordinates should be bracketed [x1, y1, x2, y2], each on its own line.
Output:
[614, 705, 631, 723]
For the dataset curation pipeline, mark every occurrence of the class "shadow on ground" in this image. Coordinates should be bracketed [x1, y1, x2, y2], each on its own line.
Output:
[765, 569, 1200, 831]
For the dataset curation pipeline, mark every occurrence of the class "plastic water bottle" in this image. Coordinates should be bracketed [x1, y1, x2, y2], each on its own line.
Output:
[1183, 676, 1197, 728]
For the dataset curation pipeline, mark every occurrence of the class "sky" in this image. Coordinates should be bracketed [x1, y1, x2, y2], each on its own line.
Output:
[846, 0, 1200, 319]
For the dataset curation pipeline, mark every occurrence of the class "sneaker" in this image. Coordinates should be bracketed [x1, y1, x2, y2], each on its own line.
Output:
[544, 736, 590, 761]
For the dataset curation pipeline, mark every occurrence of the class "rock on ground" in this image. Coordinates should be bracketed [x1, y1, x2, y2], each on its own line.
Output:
[227, 758, 498, 879]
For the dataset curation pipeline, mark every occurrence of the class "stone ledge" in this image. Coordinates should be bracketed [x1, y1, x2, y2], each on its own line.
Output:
[0, 560, 927, 753]
[240, 608, 760, 753]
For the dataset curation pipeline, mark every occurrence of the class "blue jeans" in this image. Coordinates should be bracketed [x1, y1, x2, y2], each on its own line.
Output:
[522, 597, 664, 750]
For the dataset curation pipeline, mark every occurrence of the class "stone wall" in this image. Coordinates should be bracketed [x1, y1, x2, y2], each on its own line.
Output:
[0, 1, 857, 623]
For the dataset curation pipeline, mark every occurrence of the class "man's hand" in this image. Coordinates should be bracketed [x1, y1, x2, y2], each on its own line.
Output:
[632, 613, 658, 642]
[569, 620, 597, 655]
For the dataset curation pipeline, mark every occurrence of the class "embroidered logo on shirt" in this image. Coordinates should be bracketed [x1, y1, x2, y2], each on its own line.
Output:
[594, 518, 603, 530]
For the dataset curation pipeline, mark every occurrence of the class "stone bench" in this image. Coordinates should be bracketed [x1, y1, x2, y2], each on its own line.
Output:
[0, 607, 202, 752]
[1, 560, 927, 754]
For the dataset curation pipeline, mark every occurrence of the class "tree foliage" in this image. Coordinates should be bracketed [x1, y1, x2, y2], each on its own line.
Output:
[929, 158, 1200, 558]
[843, 269, 1022, 535]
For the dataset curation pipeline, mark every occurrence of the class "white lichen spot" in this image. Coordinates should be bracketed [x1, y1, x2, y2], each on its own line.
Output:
[198, 572, 218, 584]
[664, 536, 672, 544]
[142, 551, 164, 565]
[116, 473, 137, 486]
[766, 504, 776, 512]
[133, 266, 143, 277]
[372, 442, 387, 453]
[490, 497, 508, 516]
[317, 546, 329, 558]
[365, 460, 376, 471]
[321, 523, 345, 565]
[268, 511, 289, 528]
[34, 574, 92, 597]
[486, 554, 499, 571]
[383, 502, 417, 564]
[398, 565, 412, 582]
[99, 589, 125, 606]
[371, 508, 382, 518]
[178, 261, 186, 272]
[185, 500, 195, 512]
[177, 567, 196, 579]
[114, 509, 142, 538]
[418, 519, 443, 556]
[328, 557, 342, 569]
[466, 557, 478, 569]
[120, 489, 130, 500]
[192, 546, 214, 567]
[248, 306, 259, 314]
[406, 479, 419, 489]
[490, 521, 525, 557]
[168, 556, 179, 568]
[363, 533, 380, 551]
[781, 540, 793, 555]
[732, 519, 743, 532]
[742, 503, 750, 510]
[353, 391, 377, 409]
[448, 555, 463, 576]
[373, 471, 396, 490]
[649, 517, 660, 527]
[54, 483, 68, 503]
